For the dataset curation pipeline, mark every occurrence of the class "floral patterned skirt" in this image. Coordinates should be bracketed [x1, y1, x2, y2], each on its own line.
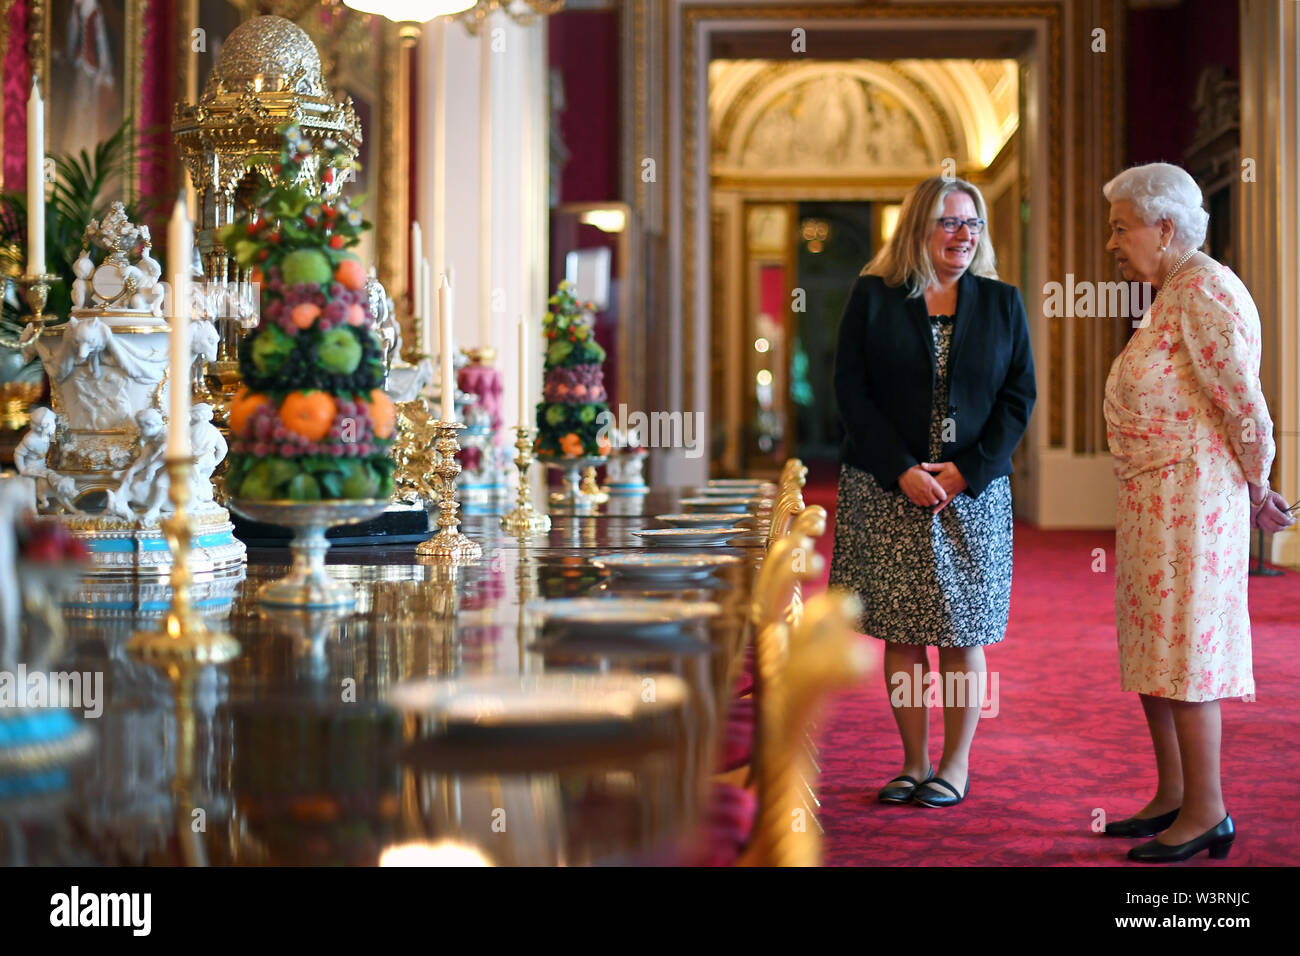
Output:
[828, 463, 1013, 646]
[1114, 457, 1255, 702]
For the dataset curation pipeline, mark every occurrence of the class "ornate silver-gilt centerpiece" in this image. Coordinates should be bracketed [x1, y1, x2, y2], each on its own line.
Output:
[15, 204, 246, 575]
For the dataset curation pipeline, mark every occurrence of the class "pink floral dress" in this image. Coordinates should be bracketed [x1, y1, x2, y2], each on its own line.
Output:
[1104, 262, 1275, 702]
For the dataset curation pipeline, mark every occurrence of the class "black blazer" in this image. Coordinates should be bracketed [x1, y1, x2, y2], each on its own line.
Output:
[833, 269, 1036, 498]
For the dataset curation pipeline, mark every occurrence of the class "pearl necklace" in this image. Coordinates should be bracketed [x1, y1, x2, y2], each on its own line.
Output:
[1159, 247, 1198, 293]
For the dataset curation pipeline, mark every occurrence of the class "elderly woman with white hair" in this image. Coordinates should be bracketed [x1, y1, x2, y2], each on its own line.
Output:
[1101, 162, 1294, 862]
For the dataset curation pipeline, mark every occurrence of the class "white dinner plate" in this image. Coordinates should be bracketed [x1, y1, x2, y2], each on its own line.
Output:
[654, 512, 750, 529]
[678, 496, 755, 512]
[631, 527, 740, 547]
[525, 597, 722, 637]
[591, 551, 741, 580]
[388, 673, 689, 730]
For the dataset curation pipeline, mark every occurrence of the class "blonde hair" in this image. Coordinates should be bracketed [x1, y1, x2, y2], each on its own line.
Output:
[863, 176, 998, 297]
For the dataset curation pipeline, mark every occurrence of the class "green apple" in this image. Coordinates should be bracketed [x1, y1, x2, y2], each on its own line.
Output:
[252, 324, 294, 375]
[281, 249, 334, 287]
[239, 462, 274, 500]
[341, 461, 378, 498]
[287, 472, 322, 501]
[317, 327, 362, 375]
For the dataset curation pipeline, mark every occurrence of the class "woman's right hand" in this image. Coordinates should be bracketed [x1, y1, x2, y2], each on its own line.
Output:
[1252, 488, 1296, 534]
[898, 465, 948, 508]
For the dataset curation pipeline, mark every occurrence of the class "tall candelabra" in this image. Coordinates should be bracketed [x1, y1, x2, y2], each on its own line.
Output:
[500, 426, 551, 535]
[416, 421, 482, 564]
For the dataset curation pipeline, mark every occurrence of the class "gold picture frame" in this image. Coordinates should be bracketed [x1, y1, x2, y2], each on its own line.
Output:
[31, 0, 148, 202]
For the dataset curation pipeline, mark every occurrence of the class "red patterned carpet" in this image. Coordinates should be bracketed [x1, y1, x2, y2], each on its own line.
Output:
[803, 475, 1300, 866]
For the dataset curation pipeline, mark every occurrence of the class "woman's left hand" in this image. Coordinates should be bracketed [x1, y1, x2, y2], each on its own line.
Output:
[920, 461, 968, 515]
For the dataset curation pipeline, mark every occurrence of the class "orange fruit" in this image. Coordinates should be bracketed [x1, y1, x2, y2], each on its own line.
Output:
[228, 387, 268, 438]
[291, 303, 321, 330]
[250, 266, 265, 286]
[279, 390, 337, 442]
[362, 388, 396, 439]
[334, 257, 367, 291]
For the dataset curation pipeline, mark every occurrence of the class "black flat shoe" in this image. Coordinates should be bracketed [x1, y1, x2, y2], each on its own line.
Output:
[1127, 815, 1234, 863]
[1104, 807, 1181, 838]
[877, 765, 934, 804]
[913, 773, 969, 808]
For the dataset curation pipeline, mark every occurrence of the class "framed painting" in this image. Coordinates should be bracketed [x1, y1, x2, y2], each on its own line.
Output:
[34, 0, 146, 199]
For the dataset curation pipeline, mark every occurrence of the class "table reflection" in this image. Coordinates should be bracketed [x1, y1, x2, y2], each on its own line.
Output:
[1, 490, 758, 866]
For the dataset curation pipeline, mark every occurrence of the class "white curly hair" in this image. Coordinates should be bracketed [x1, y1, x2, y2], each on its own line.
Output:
[1103, 162, 1209, 249]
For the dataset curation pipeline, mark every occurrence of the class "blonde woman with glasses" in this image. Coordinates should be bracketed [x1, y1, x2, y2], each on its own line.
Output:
[828, 176, 1036, 809]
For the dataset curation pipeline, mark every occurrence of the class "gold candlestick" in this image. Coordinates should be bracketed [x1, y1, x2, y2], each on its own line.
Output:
[17, 272, 60, 327]
[501, 426, 551, 535]
[128, 458, 240, 662]
[127, 457, 239, 866]
[415, 420, 482, 564]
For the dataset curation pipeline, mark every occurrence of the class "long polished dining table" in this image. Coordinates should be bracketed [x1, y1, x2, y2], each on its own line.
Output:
[1, 488, 764, 866]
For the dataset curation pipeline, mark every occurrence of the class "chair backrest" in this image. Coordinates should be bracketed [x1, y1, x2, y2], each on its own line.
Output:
[751, 504, 826, 631]
[765, 461, 808, 551]
[740, 590, 870, 867]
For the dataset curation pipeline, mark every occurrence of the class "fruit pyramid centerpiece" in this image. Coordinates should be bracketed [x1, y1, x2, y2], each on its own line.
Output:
[535, 281, 612, 460]
[221, 124, 396, 502]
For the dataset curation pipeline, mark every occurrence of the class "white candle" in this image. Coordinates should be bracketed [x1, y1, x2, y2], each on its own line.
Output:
[421, 258, 432, 356]
[410, 220, 423, 324]
[431, 20, 446, 331]
[439, 273, 454, 423]
[517, 314, 528, 428]
[167, 198, 192, 458]
[445, 265, 455, 352]
[479, 25, 492, 348]
[26, 79, 45, 276]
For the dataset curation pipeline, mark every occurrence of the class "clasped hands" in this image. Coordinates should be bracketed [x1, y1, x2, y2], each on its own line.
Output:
[1250, 484, 1296, 534]
[899, 462, 967, 515]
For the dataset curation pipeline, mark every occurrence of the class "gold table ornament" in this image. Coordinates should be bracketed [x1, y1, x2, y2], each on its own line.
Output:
[416, 420, 482, 564]
[501, 426, 551, 535]
[127, 457, 240, 664]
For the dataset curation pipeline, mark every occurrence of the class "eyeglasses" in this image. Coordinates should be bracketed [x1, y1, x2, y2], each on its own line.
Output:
[937, 217, 985, 234]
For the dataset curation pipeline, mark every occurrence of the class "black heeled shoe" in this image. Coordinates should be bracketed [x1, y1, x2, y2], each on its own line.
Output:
[1127, 815, 1234, 863]
[1104, 807, 1180, 838]
[877, 765, 934, 804]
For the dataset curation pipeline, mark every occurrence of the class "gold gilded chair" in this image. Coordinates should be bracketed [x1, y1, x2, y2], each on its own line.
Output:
[765, 460, 808, 551]
[738, 590, 870, 866]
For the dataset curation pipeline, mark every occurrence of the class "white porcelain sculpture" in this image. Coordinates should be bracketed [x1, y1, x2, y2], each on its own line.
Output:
[14, 203, 245, 575]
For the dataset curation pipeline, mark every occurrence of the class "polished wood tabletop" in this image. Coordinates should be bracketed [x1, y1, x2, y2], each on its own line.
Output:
[2, 488, 763, 866]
